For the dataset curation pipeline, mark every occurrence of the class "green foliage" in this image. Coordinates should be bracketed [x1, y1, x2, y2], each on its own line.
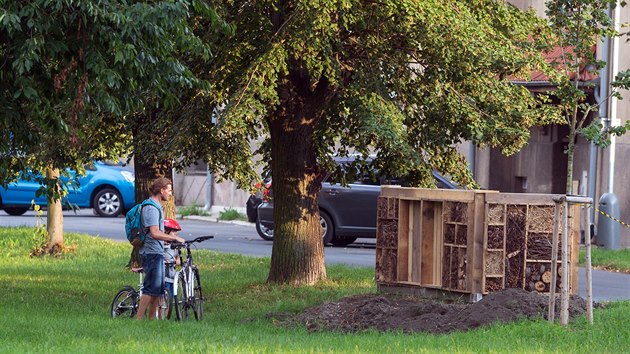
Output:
[28, 202, 48, 255]
[194, 0, 561, 189]
[0, 0, 212, 200]
[581, 119, 630, 148]
[611, 68, 630, 99]
[218, 207, 247, 221]
[185, 1, 570, 283]
[545, 0, 619, 113]
[178, 204, 210, 217]
[1, 228, 630, 352]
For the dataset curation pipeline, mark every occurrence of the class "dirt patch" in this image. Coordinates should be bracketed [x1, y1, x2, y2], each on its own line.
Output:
[270, 289, 594, 334]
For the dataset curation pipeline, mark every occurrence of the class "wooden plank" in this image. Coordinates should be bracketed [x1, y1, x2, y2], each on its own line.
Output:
[397, 200, 410, 282]
[470, 193, 485, 294]
[411, 201, 423, 283]
[421, 201, 435, 285]
[380, 186, 477, 202]
[485, 192, 560, 205]
[434, 202, 444, 287]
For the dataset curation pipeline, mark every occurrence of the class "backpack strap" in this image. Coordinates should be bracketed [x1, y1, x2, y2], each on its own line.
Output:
[140, 199, 163, 230]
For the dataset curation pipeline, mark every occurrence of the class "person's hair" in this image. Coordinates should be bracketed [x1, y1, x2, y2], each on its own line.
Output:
[149, 177, 172, 196]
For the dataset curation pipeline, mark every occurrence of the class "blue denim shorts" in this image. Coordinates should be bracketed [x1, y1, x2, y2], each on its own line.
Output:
[141, 253, 164, 297]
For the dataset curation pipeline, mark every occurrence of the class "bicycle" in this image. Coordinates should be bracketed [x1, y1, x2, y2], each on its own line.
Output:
[110, 267, 172, 319]
[170, 235, 214, 321]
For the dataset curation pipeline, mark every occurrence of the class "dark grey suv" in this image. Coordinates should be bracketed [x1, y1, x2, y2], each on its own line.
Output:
[256, 165, 458, 246]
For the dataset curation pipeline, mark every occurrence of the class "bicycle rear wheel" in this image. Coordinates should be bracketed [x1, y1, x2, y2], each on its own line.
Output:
[192, 268, 204, 320]
[111, 286, 138, 318]
[174, 273, 190, 321]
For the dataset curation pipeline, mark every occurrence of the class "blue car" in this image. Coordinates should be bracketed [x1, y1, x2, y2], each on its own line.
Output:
[0, 161, 135, 217]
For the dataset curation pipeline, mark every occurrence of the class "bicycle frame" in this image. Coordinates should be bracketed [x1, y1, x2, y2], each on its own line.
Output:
[170, 235, 213, 321]
[172, 258, 195, 301]
[171, 236, 211, 299]
[136, 270, 145, 296]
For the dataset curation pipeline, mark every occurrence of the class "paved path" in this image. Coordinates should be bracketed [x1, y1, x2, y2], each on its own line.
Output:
[577, 268, 630, 302]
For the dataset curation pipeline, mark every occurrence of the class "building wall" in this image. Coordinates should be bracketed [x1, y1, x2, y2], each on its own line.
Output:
[212, 179, 250, 213]
[508, 0, 546, 17]
[173, 165, 250, 214]
[173, 173, 206, 206]
[597, 6, 630, 247]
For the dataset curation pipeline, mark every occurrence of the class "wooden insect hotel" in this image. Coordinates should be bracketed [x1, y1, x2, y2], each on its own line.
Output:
[376, 187, 581, 298]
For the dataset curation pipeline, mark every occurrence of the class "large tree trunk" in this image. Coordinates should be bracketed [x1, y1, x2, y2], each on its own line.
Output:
[132, 110, 176, 218]
[45, 166, 64, 254]
[266, 73, 334, 285]
[266, 115, 326, 285]
[264, 0, 331, 285]
[133, 153, 175, 218]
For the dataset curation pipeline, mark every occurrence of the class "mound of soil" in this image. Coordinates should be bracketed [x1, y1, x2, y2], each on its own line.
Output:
[271, 289, 593, 334]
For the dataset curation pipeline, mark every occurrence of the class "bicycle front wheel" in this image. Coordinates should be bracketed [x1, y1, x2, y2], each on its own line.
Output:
[111, 286, 137, 318]
[174, 273, 190, 321]
[192, 268, 204, 320]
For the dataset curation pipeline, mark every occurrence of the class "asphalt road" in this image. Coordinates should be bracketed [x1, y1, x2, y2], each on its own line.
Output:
[1, 209, 628, 302]
[0, 209, 377, 267]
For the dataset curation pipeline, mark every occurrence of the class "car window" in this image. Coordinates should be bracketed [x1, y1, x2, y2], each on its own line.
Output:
[432, 171, 459, 189]
[303, 156, 460, 189]
[381, 177, 405, 186]
[325, 160, 401, 187]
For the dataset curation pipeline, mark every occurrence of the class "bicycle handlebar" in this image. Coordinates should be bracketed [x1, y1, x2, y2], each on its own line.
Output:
[192, 235, 214, 242]
[170, 235, 214, 249]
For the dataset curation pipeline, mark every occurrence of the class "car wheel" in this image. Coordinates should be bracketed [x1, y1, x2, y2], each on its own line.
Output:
[320, 211, 334, 245]
[4, 207, 29, 216]
[331, 236, 357, 247]
[255, 217, 274, 241]
[93, 188, 123, 217]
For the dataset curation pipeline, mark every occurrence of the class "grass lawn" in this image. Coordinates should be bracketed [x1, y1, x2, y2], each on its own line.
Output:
[1, 227, 629, 353]
[580, 247, 630, 273]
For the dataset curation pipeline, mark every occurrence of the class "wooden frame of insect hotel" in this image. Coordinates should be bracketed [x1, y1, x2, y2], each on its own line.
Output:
[376, 187, 581, 299]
